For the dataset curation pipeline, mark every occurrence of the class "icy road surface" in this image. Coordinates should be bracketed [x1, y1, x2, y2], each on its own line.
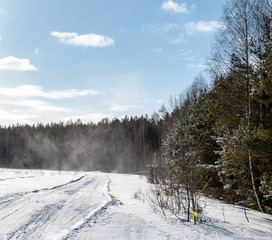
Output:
[0, 169, 271, 240]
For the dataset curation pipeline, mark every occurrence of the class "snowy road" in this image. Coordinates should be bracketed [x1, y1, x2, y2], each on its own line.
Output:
[0, 169, 271, 240]
[0, 173, 115, 239]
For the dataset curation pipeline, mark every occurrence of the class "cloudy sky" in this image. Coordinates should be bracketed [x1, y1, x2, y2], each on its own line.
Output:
[0, 0, 225, 125]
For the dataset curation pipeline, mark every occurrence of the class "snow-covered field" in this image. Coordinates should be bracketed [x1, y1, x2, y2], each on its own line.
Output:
[0, 168, 271, 240]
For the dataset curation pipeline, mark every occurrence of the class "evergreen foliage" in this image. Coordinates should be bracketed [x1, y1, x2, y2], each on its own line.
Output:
[149, 0, 272, 217]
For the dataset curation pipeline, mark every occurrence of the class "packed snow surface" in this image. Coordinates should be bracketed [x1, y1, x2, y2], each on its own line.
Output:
[0, 168, 271, 240]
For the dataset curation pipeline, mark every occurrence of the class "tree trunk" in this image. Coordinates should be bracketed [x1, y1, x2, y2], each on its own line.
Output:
[248, 150, 264, 212]
[243, 0, 264, 213]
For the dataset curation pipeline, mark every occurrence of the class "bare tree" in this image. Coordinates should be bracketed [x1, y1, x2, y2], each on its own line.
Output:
[149, 151, 204, 224]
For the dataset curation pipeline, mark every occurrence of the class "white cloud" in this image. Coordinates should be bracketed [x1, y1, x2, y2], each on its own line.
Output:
[178, 49, 200, 61]
[0, 100, 70, 126]
[154, 48, 163, 53]
[110, 104, 138, 112]
[0, 109, 38, 123]
[187, 63, 208, 70]
[50, 31, 115, 47]
[162, 0, 193, 13]
[140, 24, 158, 34]
[0, 56, 37, 71]
[185, 21, 224, 34]
[178, 49, 192, 56]
[171, 34, 185, 44]
[163, 23, 179, 31]
[4, 99, 69, 113]
[0, 85, 100, 125]
[64, 113, 110, 124]
[34, 48, 40, 54]
[141, 23, 180, 35]
[0, 85, 98, 99]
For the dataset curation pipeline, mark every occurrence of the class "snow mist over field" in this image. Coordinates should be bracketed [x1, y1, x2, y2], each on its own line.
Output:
[0, 168, 271, 240]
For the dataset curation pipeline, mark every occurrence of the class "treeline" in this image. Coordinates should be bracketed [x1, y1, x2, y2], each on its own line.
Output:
[148, 0, 272, 216]
[0, 116, 161, 173]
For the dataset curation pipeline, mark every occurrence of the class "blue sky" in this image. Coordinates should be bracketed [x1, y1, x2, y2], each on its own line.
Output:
[0, 0, 225, 125]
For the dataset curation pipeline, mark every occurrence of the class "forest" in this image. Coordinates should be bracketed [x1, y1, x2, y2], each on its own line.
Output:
[0, 116, 161, 173]
[0, 0, 271, 215]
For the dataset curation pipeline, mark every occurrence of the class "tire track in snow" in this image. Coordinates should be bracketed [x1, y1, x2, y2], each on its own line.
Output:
[0, 175, 102, 240]
[63, 176, 123, 240]
[0, 174, 117, 240]
[0, 176, 34, 182]
[0, 175, 85, 208]
[6, 201, 66, 240]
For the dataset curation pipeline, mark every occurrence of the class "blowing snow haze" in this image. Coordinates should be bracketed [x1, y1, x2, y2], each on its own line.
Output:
[0, 118, 160, 173]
